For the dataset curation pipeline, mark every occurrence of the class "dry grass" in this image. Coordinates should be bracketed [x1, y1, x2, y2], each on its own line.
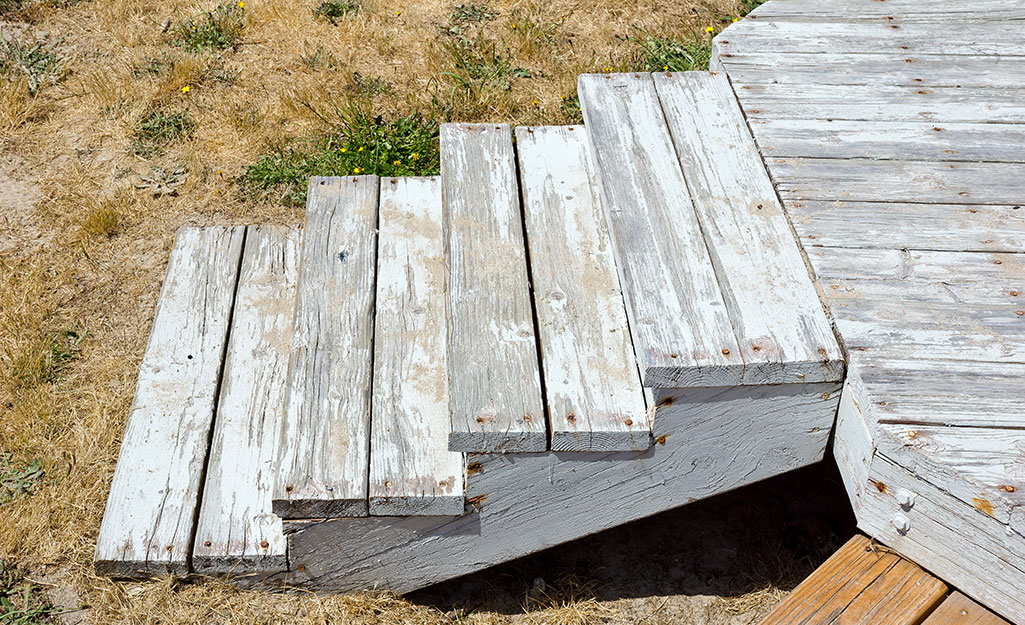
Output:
[0, 0, 783, 623]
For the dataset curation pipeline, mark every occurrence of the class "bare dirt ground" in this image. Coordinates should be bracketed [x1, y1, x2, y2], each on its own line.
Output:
[0, 0, 863, 622]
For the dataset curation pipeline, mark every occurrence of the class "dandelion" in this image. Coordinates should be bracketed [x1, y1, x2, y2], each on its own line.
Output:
[705, 26, 715, 33]
[358, 146, 364, 152]
[340, 147, 347, 153]
[532, 99, 538, 105]
[353, 167, 363, 174]
[511, 23, 517, 28]
[411, 152, 419, 160]
[238, 1, 244, 7]
[393, 159, 401, 166]
[181, 85, 191, 93]
[395, 10, 401, 15]
[604, 66, 613, 73]
[663, 65, 668, 71]
[216, 169, 223, 175]
[732, 17, 739, 22]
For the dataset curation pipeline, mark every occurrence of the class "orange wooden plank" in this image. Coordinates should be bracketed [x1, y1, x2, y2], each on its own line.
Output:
[759, 535, 948, 625]
[921, 593, 1011, 625]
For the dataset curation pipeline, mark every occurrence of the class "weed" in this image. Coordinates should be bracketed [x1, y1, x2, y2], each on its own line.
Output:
[741, 0, 768, 13]
[509, 6, 560, 54]
[313, 0, 362, 24]
[242, 106, 439, 206]
[631, 30, 711, 72]
[559, 93, 581, 123]
[441, 2, 496, 38]
[134, 54, 174, 76]
[131, 109, 195, 158]
[0, 455, 44, 507]
[0, 35, 64, 95]
[444, 35, 528, 94]
[171, 1, 246, 53]
[0, 560, 54, 625]
[5, 329, 85, 389]
[347, 71, 391, 97]
[135, 165, 188, 197]
[299, 44, 339, 69]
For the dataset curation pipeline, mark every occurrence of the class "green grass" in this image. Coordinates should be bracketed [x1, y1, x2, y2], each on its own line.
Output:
[443, 35, 529, 96]
[241, 107, 440, 206]
[5, 330, 85, 390]
[0, 35, 64, 95]
[313, 0, 362, 24]
[0, 455, 43, 507]
[171, 1, 246, 52]
[0, 561, 53, 625]
[632, 31, 712, 72]
[131, 109, 196, 158]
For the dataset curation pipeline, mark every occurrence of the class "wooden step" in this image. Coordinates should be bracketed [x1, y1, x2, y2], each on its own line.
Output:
[95, 226, 245, 577]
[578, 71, 843, 388]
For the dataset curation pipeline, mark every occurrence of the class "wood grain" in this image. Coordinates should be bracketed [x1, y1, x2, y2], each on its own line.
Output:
[193, 225, 299, 574]
[273, 176, 379, 519]
[922, 592, 1011, 625]
[747, 0, 1025, 23]
[442, 123, 546, 453]
[370, 177, 465, 515]
[95, 226, 245, 577]
[578, 72, 744, 388]
[515, 125, 649, 451]
[757, 534, 947, 625]
[654, 71, 843, 385]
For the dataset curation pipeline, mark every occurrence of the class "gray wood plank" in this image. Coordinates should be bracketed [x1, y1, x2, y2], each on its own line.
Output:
[787, 201, 1025, 253]
[515, 125, 650, 452]
[731, 83, 1025, 123]
[769, 158, 1025, 205]
[193, 225, 300, 575]
[370, 177, 465, 515]
[747, 0, 1025, 23]
[654, 71, 843, 385]
[752, 119, 1025, 163]
[273, 176, 379, 519]
[95, 226, 245, 577]
[442, 123, 546, 452]
[806, 247, 1025, 286]
[718, 52, 1025, 88]
[718, 21, 1025, 57]
[578, 72, 745, 388]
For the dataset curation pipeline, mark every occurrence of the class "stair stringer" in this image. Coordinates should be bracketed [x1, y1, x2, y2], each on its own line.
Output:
[254, 381, 840, 593]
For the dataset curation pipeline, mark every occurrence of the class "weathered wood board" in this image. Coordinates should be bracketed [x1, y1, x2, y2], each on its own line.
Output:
[193, 225, 300, 574]
[729, 84, 1025, 124]
[515, 125, 649, 452]
[756, 535, 947, 625]
[369, 177, 465, 515]
[922, 592, 1011, 625]
[578, 72, 745, 388]
[442, 124, 546, 453]
[272, 381, 840, 592]
[95, 226, 245, 577]
[273, 176, 379, 519]
[746, 0, 1025, 23]
[654, 71, 843, 385]
[751, 118, 1025, 163]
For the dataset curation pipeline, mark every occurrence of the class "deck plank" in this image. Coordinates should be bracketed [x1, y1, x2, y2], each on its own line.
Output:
[757, 535, 947, 625]
[654, 71, 843, 385]
[369, 177, 465, 515]
[731, 84, 1025, 124]
[752, 119, 1025, 163]
[95, 226, 245, 577]
[442, 123, 546, 452]
[193, 225, 299, 574]
[515, 125, 649, 452]
[578, 72, 744, 388]
[747, 0, 1025, 22]
[272, 176, 379, 519]
[922, 592, 1012, 625]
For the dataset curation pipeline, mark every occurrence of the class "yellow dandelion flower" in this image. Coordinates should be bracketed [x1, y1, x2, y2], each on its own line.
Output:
[393, 159, 401, 166]
[532, 99, 538, 105]
[216, 169, 223, 175]
[732, 17, 739, 22]
[358, 146, 364, 152]
[237, 1, 244, 7]
[353, 167, 363, 174]
[181, 85, 191, 93]
[705, 26, 715, 33]
[395, 10, 401, 15]
[411, 152, 419, 160]
[340, 147, 347, 153]
[663, 65, 668, 71]
[511, 23, 517, 28]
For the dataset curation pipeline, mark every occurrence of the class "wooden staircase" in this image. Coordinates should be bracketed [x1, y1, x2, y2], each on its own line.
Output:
[94, 71, 846, 589]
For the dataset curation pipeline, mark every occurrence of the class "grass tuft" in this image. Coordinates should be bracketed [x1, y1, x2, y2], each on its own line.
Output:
[242, 106, 439, 206]
[0, 454, 44, 507]
[0, 34, 64, 95]
[632, 30, 712, 72]
[313, 0, 362, 24]
[131, 109, 196, 158]
[5, 329, 85, 390]
[171, 1, 246, 52]
[80, 202, 121, 238]
[442, 2, 497, 37]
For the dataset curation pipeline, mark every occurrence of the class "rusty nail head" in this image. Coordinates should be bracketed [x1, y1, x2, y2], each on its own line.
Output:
[624, 419, 633, 426]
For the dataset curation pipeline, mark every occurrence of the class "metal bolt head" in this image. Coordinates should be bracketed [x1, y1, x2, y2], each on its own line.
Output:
[892, 513, 911, 533]
[895, 488, 917, 508]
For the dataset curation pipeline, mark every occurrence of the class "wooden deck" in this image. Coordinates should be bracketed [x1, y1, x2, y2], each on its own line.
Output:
[715, 1, 1025, 622]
